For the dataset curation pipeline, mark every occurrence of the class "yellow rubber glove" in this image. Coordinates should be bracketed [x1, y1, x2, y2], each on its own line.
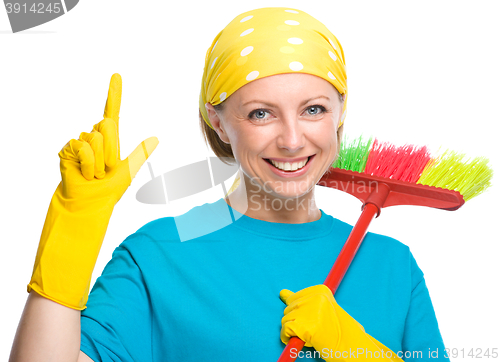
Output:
[280, 285, 404, 361]
[27, 73, 159, 311]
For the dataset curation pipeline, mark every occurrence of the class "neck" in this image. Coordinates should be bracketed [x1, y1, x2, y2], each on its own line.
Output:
[224, 171, 321, 224]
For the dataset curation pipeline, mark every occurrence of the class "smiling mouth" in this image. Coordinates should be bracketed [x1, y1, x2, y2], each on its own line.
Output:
[263, 155, 313, 172]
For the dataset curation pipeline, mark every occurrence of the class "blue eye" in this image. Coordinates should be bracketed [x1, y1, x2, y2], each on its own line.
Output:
[251, 109, 268, 119]
[248, 105, 327, 121]
[307, 105, 326, 115]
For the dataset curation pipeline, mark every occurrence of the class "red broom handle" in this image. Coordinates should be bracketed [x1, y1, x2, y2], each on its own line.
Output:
[323, 202, 379, 290]
[277, 183, 390, 362]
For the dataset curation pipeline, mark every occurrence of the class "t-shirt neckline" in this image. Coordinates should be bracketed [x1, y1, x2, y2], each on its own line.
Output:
[209, 197, 334, 241]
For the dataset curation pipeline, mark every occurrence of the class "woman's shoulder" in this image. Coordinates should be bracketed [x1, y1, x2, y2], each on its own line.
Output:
[331, 216, 411, 256]
[331, 217, 423, 283]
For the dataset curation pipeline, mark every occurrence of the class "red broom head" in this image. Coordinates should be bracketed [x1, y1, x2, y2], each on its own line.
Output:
[331, 135, 493, 203]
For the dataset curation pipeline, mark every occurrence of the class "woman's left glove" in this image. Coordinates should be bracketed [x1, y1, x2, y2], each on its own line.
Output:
[26, 73, 158, 311]
[280, 284, 403, 361]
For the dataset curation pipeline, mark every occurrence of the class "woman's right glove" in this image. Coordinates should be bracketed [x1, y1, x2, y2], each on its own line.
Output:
[27, 73, 159, 311]
[280, 285, 404, 361]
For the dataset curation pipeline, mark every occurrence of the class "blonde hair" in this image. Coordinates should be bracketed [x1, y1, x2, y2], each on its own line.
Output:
[199, 105, 235, 166]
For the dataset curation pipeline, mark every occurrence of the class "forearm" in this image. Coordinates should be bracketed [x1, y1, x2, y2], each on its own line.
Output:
[9, 290, 81, 362]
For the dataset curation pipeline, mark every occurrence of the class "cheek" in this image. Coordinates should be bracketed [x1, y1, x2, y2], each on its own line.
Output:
[227, 127, 267, 161]
[309, 117, 338, 147]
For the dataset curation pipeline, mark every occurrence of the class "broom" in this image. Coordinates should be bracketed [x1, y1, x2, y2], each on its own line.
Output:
[277, 134, 493, 362]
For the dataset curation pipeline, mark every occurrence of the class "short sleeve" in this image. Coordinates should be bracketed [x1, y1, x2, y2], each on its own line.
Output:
[401, 254, 450, 361]
[80, 235, 153, 362]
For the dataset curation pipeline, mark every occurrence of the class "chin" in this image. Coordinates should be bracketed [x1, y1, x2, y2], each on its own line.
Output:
[265, 180, 316, 199]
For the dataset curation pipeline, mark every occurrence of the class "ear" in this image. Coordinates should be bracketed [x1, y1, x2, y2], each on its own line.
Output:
[205, 102, 231, 144]
[336, 123, 344, 156]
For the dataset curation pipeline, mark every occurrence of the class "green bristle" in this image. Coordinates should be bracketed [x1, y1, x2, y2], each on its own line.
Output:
[417, 149, 494, 202]
[332, 134, 373, 172]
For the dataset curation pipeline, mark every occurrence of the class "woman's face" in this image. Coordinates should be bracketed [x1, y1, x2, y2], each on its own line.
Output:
[205, 73, 343, 199]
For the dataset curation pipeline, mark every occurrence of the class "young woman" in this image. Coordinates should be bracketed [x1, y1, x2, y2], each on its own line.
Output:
[10, 7, 448, 362]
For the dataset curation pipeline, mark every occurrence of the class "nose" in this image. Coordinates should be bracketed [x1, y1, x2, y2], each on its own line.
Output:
[276, 117, 305, 153]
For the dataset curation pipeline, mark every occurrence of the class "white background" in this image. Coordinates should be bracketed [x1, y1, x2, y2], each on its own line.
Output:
[1, 0, 499, 360]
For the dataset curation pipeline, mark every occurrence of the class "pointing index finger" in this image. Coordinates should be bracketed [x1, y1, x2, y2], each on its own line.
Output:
[104, 73, 122, 127]
[103, 73, 122, 160]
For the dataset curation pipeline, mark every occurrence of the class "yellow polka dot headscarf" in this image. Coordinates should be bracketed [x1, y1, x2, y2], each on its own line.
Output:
[199, 7, 348, 130]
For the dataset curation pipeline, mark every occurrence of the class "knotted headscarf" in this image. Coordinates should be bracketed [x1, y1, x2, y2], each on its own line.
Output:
[199, 7, 348, 130]
[198, 7, 348, 195]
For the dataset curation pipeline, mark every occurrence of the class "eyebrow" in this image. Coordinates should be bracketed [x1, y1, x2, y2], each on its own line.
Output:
[242, 95, 330, 107]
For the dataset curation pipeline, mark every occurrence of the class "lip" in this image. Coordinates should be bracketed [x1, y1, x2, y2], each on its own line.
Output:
[266, 155, 310, 163]
[264, 154, 315, 178]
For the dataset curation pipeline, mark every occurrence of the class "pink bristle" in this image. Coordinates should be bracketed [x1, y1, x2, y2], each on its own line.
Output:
[364, 138, 432, 182]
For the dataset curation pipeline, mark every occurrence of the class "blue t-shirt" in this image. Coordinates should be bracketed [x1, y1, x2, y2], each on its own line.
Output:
[80, 197, 449, 361]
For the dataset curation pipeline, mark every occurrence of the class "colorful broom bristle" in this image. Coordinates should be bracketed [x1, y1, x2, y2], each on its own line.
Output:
[333, 135, 493, 202]
[332, 135, 373, 172]
[416, 149, 493, 202]
[364, 139, 432, 183]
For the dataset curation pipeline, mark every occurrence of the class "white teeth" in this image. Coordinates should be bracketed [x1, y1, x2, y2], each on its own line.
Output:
[270, 157, 308, 171]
